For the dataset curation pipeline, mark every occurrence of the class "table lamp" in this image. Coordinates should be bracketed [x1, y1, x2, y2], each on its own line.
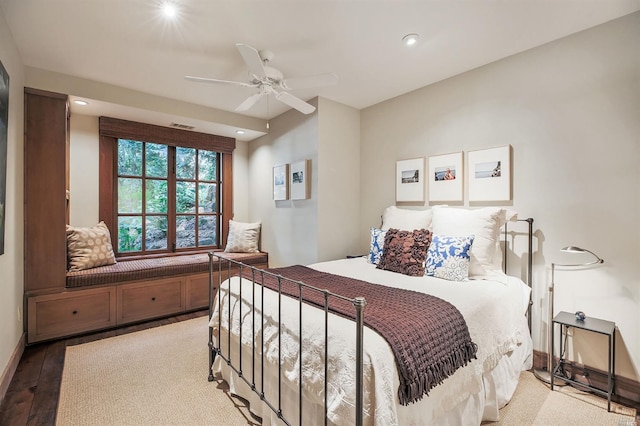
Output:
[533, 246, 604, 385]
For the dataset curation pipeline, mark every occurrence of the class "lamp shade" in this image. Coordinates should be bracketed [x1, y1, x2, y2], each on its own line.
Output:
[560, 246, 604, 265]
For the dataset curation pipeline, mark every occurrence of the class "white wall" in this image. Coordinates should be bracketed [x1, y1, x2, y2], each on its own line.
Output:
[0, 7, 25, 395]
[69, 115, 99, 226]
[248, 103, 320, 267]
[360, 12, 640, 379]
[232, 139, 250, 222]
[317, 98, 361, 261]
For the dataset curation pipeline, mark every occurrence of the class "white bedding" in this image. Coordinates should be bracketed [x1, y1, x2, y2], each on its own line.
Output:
[210, 257, 533, 426]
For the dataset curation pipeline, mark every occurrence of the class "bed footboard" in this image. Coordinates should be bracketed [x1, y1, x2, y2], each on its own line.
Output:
[207, 253, 366, 426]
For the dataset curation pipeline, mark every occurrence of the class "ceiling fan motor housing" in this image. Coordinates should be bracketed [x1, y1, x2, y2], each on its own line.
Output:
[250, 66, 283, 85]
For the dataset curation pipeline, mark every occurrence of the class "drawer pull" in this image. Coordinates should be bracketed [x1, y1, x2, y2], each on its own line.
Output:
[72, 310, 78, 315]
[151, 297, 156, 301]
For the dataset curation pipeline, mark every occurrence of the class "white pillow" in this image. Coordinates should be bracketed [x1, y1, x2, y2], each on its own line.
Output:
[224, 220, 261, 253]
[381, 206, 433, 231]
[431, 207, 516, 279]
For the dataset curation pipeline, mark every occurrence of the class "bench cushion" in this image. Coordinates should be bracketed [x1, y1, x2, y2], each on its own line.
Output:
[66, 252, 269, 288]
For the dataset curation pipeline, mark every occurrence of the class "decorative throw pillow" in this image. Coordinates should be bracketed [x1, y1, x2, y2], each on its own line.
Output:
[376, 228, 432, 277]
[66, 221, 117, 271]
[431, 207, 515, 279]
[224, 220, 261, 253]
[425, 235, 475, 281]
[367, 227, 387, 265]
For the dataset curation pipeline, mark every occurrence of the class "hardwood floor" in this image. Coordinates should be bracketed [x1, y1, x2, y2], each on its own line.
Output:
[0, 310, 208, 426]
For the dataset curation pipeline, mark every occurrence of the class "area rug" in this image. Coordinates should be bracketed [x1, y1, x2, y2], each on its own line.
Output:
[490, 369, 636, 426]
[57, 315, 636, 426]
[56, 316, 258, 426]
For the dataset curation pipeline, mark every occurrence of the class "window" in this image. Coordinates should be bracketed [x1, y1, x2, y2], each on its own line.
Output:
[99, 117, 235, 258]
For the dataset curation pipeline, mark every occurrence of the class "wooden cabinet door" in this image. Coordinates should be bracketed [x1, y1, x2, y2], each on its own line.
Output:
[24, 88, 69, 292]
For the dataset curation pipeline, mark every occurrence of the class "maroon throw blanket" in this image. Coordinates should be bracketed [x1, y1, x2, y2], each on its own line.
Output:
[240, 265, 477, 405]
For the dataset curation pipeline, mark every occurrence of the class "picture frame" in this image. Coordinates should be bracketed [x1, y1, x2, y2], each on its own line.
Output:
[428, 151, 463, 202]
[290, 159, 310, 200]
[467, 145, 512, 202]
[273, 164, 289, 201]
[396, 157, 425, 202]
[0, 59, 9, 255]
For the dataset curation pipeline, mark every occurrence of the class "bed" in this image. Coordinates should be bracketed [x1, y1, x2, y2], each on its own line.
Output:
[208, 207, 534, 426]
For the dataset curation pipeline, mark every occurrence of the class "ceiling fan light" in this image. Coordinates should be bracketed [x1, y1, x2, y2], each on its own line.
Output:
[402, 33, 419, 46]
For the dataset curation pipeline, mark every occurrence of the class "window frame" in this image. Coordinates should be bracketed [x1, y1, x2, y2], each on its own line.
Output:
[99, 117, 235, 259]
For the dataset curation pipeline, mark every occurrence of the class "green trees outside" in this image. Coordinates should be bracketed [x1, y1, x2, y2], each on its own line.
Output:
[117, 140, 218, 253]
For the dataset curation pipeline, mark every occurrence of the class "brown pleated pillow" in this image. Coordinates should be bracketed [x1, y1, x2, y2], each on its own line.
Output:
[66, 221, 117, 271]
[376, 228, 432, 277]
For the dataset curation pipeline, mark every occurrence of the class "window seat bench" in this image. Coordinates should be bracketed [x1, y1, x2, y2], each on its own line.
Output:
[26, 251, 268, 344]
[65, 251, 269, 288]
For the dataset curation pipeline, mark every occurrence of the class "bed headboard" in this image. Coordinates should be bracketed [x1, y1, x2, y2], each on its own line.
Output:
[503, 217, 534, 331]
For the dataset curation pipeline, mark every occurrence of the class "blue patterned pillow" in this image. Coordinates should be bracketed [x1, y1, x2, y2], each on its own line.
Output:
[367, 227, 387, 265]
[425, 235, 475, 281]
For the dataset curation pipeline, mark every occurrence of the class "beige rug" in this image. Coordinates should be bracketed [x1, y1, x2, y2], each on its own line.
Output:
[489, 369, 636, 426]
[56, 316, 257, 426]
[57, 316, 636, 426]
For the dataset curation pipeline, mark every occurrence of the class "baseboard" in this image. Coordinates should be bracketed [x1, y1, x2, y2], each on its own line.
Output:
[0, 332, 26, 403]
[533, 349, 640, 405]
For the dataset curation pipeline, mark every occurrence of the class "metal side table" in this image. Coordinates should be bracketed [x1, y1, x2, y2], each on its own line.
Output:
[551, 311, 616, 411]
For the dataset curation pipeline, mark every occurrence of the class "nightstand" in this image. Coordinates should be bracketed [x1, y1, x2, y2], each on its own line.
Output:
[551, 311, 616, 411]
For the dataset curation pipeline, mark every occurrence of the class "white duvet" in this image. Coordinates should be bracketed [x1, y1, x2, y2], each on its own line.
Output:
[210, 257, 532, 426]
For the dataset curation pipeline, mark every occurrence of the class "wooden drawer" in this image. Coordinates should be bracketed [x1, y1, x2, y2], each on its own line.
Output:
[117, 277, 185, 324]
[185, 273, 211, 310]
[27, 287, 116, 343]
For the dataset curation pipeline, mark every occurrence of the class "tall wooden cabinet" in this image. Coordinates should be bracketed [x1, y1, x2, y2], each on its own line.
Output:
[24, 88, 70, 294]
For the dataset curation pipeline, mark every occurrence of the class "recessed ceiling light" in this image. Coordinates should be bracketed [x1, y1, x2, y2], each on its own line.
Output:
[74, 100, 89, 106]
[402, 33, 420, 46]
[236, 130, 245, 135]
[162, 2, 177, 18]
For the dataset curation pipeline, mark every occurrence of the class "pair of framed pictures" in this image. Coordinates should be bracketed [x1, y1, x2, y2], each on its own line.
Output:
[396, 145, 511, 203]
[273, 160, 310, 201]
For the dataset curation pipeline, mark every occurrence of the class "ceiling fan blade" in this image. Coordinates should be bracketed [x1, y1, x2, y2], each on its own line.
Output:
[236, 43, 267, 79]
[280, 73, 338, 90]
[275, 92, 316, 114]
[185, 75, 257, 88]
[235, 93, 264, 112]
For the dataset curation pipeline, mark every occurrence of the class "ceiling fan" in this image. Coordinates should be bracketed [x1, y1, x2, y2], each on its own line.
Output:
[185, 43, 338, 115]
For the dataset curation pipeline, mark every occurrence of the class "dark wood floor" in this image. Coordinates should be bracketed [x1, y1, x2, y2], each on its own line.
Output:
[0, 310, 208, 426]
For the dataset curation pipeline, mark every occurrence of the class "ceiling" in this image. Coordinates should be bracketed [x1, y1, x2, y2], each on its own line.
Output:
[2, 0, 639, 141]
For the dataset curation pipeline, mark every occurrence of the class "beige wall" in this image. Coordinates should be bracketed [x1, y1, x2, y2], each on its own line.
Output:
[317, 97, 361, 261]
[69, 115, 100, 227]
[0, 8, 25, 395]
[360, 12, 640, 379]
[248, 103, 320, 267]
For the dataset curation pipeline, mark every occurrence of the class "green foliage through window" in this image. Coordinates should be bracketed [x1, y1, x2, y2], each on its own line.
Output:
[116, 139, 220, 254]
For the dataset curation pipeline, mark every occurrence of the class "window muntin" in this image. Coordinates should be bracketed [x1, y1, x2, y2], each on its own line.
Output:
[116, 139, 220, 255]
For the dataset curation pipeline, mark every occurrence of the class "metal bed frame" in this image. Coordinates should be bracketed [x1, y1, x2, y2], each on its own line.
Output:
[208, 217, 534, 426]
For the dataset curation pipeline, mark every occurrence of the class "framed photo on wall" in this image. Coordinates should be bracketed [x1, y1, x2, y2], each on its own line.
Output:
[428, 151, 463, 202]
[467, 145, 512, 202]
[396, 158, 425, 202]
[290, 159, 310, 200]
[273, 164, 289, 201]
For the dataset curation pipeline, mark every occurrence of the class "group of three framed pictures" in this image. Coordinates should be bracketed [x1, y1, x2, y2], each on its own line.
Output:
[273, 159, 311, 201]
[396, 145, 511, 203]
